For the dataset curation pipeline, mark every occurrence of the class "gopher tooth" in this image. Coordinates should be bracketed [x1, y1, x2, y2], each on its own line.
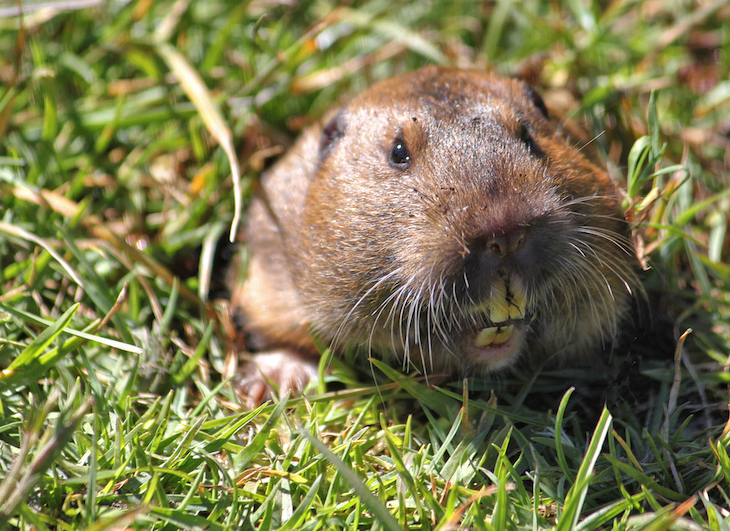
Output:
[493, 324, 514, 345]
[489, 281, 510, 323]
[507, 277, 527, 320]
[474, 275, 528, 323]
[475, 327, 498, 347]
[475, 325, 514, 347]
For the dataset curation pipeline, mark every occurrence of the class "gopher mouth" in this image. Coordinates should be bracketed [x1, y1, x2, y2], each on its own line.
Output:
[466, 274, 529, 368]
[468, 320, 526, 366]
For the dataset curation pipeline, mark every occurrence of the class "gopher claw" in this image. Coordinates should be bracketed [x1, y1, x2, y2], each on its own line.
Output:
[237, 350, 319, 407]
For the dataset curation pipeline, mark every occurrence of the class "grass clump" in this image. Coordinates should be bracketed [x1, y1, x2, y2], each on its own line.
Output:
[1, 0, 729, 529]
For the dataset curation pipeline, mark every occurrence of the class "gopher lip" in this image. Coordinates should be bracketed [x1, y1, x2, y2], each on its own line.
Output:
[474, 322, 519, 347]
[468, 320, 526, 366]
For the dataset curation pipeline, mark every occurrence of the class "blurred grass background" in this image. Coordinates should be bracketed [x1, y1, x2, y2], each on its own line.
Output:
[0, 0, 729, 529]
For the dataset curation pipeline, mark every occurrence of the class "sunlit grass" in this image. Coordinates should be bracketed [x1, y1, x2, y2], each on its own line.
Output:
[1, 0, 729, 529]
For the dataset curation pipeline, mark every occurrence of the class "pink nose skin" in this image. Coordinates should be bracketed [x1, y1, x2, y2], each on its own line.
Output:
[486, 227, 527, 257]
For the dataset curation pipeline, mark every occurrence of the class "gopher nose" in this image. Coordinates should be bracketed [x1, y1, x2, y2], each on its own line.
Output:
[463, 224, 532, 306]
[485, 227, 527, 257]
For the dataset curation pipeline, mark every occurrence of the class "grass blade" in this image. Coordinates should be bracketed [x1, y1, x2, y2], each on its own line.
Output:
[556, 406, 612, 531]
[298, 423, 402, 531]
[154, 42, 242, 242]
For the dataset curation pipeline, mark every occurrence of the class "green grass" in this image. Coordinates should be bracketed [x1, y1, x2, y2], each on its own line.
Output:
[1, 0, 729, 529]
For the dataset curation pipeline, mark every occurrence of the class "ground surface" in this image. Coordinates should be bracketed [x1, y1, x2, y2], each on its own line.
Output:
[1, 0, 729, 529]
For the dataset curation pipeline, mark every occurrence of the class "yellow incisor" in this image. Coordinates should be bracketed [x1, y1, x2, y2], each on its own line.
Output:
[473, 276, 527, 348]
[481, 275, 527, 324]
[475, 324, 515, 347]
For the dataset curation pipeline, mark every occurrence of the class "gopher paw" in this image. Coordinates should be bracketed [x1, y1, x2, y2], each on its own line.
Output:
[238, 350, 320, 407]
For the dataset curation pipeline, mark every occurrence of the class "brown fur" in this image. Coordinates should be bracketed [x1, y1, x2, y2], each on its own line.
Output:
[231, 66, 638, 404]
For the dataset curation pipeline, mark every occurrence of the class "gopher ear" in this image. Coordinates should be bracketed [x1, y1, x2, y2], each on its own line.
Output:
[524, 85, 549, 118]
[319, 110, 346, 162]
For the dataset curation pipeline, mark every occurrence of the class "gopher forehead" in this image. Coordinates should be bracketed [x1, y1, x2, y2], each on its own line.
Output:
[346, 68, 538, 136]
[354, 67, 528, 110]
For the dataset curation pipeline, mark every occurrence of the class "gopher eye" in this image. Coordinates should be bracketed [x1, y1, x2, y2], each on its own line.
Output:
[518, 122, 545, 159]
[319, 111, 345, 162]
[390, 139, 411, 168]
[524, 85, 549, 118]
